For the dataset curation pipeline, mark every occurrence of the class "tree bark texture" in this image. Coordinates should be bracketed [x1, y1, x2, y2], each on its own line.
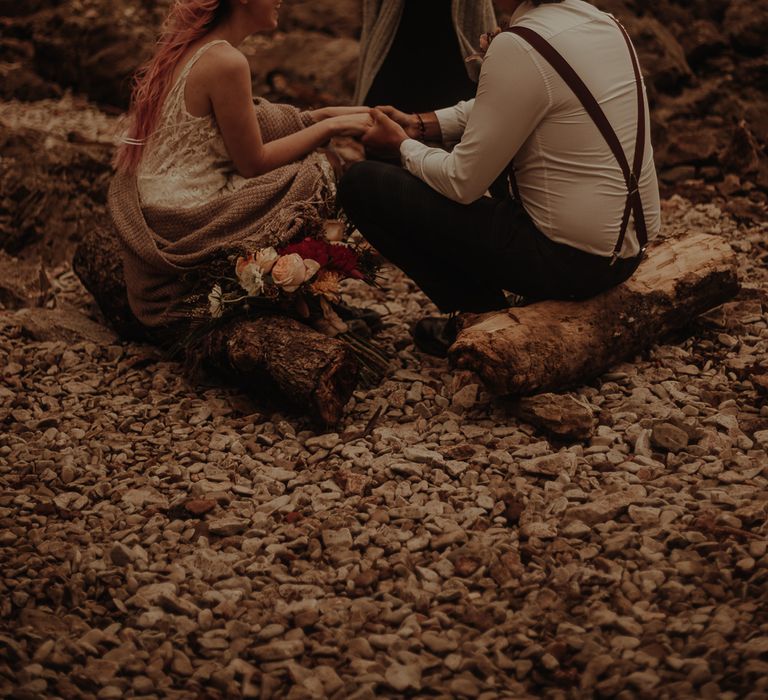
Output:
[204, 316, 360, 426]
[449, 233, 740, 396]
[73, 226, 359, 426]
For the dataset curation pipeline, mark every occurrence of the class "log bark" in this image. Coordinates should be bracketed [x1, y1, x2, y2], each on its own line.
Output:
[73, 226, 359, 426]
[204, 316, 359, 426]
[449, 233, 740, 396]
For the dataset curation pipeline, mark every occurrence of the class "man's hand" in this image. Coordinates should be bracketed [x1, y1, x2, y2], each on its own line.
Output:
[374, 105, 420, 139]
[361, 109, 409, 159]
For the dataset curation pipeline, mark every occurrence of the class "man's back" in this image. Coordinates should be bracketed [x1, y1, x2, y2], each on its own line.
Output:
[499, 0, 661, 256]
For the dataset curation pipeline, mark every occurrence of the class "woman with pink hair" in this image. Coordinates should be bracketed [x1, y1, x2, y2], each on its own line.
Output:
[110, 0, 372, 330]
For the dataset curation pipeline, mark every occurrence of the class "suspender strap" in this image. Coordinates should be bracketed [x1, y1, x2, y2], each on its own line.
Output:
[614, 18, 648, 255]
[504, 19, 648, 259]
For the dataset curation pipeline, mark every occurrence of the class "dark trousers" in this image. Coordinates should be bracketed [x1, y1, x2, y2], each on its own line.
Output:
[338, 161, 641, 314]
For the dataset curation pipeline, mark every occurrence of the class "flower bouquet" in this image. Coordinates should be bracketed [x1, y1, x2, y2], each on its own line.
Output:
[200, 221, 389, 385]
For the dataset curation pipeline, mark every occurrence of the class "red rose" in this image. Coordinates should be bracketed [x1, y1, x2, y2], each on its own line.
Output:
[326, 244, 364, 279]
[280, 237, 363, 279]
[281, 238, 330, 266]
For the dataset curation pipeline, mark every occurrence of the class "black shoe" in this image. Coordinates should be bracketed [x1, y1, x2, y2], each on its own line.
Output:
[333, 302, 384, 334]
[412, 316, 459, 358]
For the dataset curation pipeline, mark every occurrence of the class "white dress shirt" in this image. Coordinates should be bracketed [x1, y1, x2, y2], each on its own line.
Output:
[400, 0, 661, 258]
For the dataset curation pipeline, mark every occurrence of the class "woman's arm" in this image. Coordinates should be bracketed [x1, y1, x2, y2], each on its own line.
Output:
[309, 106, 373, 122]
[208, 49, 371, 178]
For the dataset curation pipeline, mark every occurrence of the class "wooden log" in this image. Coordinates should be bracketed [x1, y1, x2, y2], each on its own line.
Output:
[449, 233, 740, 396]
[73, 226, 359, 426]
[203, 316, 359, 426]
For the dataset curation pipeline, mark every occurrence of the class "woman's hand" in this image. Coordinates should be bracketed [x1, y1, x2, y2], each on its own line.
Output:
[310, 106, 372, 122]
[479, 27, 501, 53]
[374, 105, 420, 139]
[326, 112, 375, 137]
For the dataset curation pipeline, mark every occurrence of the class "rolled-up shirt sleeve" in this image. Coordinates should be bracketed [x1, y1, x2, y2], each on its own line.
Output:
[400, 35, 552, 205]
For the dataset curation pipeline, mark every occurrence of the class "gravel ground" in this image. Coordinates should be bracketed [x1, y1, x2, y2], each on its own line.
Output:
[2, 173, 768, 697]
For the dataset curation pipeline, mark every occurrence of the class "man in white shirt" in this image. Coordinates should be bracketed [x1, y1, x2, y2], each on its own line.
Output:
[338, 0, 661, 357]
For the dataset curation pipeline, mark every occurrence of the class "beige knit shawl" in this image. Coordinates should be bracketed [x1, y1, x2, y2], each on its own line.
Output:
[109, 100, 331, 328]
[354, 0, 498, 105]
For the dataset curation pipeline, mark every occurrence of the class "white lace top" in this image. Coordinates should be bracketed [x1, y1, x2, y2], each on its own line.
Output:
[137, 40, 249, 209]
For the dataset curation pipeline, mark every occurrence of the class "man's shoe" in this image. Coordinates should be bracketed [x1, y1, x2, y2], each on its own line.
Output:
[412, 316, 459, 358]
[333, 302, 384, 334]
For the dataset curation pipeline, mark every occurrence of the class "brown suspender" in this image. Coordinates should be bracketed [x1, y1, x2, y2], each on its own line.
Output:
[504, 18, 648, 262]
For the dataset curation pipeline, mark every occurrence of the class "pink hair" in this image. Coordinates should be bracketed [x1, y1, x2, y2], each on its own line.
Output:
[114, 0, 229, 173]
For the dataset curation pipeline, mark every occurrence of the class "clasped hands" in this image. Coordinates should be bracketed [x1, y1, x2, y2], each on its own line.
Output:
[310, 105, 421, 160]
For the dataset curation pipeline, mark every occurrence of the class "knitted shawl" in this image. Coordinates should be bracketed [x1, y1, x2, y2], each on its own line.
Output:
[109, 100, 331, 328]
[354, 0, 498, 105]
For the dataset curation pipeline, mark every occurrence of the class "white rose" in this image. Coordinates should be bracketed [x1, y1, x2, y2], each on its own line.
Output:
[271, 253, 309, 293]
[255, 247, 279, 274]
[323, 220, 346, 243]
[235, 256, 265, 296]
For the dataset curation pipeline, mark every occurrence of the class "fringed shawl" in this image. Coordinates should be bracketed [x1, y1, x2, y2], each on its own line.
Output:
[109, 100, 332, 328]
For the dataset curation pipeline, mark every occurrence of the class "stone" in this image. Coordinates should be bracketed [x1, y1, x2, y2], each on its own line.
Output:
[565, 486, 646, 525]
[422, 632, 458, 654]
[322, 528, 353, 548]
[109, 543, 135, 566]
[651, 422, 690, 453]
[384, 663, 421, 692]
[13, 306, 118, 345]
[520, 521, 558, 539]
[184, 499, 217, 516]
[83, 659, 119, 685]
[402, 446, 445, 467]
[520, 452, 577, 478]
[121, 488, 167, 509]
[627, 505, 661, 525]
[514, 393, 596, 440]
[208, 517, 249, 536]
[251, 640, 304, 662]
[451, 384, 479, 410]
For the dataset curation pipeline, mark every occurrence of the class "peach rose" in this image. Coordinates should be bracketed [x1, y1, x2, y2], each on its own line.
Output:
[271, 253, 309, 293]
[303, 258, 321, 282]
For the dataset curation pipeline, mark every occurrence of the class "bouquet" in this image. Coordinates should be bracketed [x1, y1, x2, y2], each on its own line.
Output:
[200, 220, 389, 384]
[209, 223, 378, 330]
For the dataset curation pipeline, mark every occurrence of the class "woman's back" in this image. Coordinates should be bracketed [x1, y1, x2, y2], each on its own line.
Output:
[137, 40, 246, 209]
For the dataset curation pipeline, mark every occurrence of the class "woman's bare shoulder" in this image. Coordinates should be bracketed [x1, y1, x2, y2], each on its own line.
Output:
[197, 40, 250, 78]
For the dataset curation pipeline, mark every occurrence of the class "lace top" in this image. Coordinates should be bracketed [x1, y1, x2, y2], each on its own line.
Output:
[137, 40, 249, 209]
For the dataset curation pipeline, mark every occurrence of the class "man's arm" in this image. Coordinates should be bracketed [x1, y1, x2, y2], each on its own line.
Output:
[433, 100, 475, 146]
[400, 35, 551, 204]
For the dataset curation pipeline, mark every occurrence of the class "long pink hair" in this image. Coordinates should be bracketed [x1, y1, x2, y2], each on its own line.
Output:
[114, 0, 230, 173]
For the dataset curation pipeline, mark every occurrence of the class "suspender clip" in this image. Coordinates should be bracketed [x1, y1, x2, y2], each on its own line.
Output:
[628, 172, 639, 196]
[609, 251, 619, 266]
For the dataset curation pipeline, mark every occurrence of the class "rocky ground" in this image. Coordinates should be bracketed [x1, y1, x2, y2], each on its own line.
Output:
[2, 0, 768, 698]
[1, 191, 768, 699]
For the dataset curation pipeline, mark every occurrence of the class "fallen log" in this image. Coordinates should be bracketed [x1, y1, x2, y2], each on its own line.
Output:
[449, 232, 740, 396]
[73, 226, 359, 426]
